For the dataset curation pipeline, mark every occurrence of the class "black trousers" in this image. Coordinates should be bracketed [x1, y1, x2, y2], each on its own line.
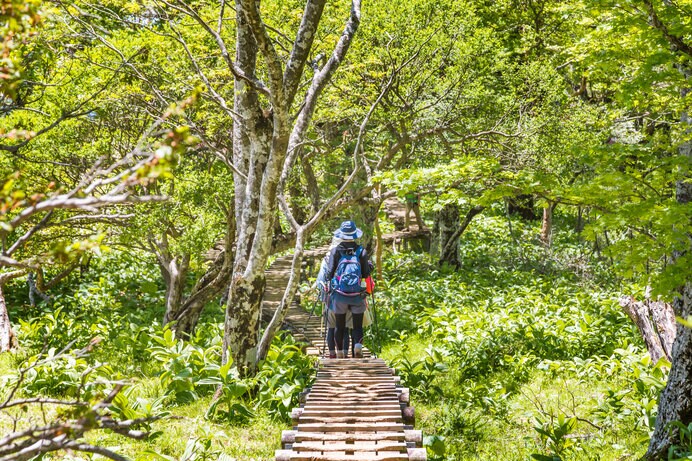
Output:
[335, 312, 363, 351]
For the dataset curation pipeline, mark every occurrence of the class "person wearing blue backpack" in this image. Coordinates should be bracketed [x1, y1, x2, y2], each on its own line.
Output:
[315, 236, 351, 359]
[326, 220, 372, 358]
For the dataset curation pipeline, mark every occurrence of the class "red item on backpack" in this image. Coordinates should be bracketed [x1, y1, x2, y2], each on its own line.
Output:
[365, 276, 375, 294]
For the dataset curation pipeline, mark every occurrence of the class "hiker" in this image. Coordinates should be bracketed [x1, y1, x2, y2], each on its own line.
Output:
[315, 237, 352, 358]
[404, 191, 425, 230]
[326, 220, 372, 358]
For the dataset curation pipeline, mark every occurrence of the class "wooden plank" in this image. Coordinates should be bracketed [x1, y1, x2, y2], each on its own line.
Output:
[306, 388, 398, 394]
[315, 377, 395, 382]
[296, 422, 405, 432]
[302, 404, 402, 410]
[306, 389, 398, 396]
[304, 391, 397, 398]
[291, 442, 407, 452]
[298, 415, 402, 423]
[315, 376, 393, 381]
[305, 393, 399, 399]
[300, 409, 403, 417]
[309, 384, 397, 391]
[309, 383, 397, 388]
[293, 433, 406, 442]
[276, 451, 409, 461]
[305, 396, 399, 403]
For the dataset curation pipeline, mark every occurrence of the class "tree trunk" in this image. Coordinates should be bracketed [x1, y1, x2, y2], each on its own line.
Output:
[357, 198, 381, 253]
[221, 0, 270, 375]
[258, 229, 305, 361]
[162, 254, 190, 327]
[171, 253, 234, 336]
[374, 203, 384, 282]
[646, 284, 692, 459]
[224, 113, 290, 372]
[436, 203, 460, 267]
[301, 155, 321, 215]
[223, 270, 266, 374]
[439, 205, 484, 266]
[620, 295, 676, 363]
[646, 70, 692, 459]
[288, 178, 308, 225]
[218, 0, 360, 374]
[576, 206, 585, 233]
[0, 284, 17, 352]
[540, 202, 557, 248]
[170, 203, 236, 337]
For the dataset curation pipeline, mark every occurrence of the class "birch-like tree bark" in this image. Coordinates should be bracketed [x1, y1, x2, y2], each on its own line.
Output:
[435, 203, 460, 267]
[211, 0, 362, 374]
[0, 280, 21, 352]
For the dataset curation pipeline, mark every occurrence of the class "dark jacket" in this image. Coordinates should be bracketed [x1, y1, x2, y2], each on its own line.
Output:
[326, 241, 371, 283]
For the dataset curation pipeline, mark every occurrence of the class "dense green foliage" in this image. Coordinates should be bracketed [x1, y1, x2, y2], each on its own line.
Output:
[1, 252, 314, 458]
[1, 0, 691, 459]
[0, 210, 686, 460]
[376, 215, 666, 459]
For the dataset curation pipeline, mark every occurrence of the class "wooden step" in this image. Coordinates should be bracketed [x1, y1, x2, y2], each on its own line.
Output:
[299, 415, 403, 424]
[305, 395, 400, 402]
[275, 450, 410, 461]
[296, 422, 406, 432]
[299, 409, 403, 417]
[287, 432, 406, 443]
[302, 403, 402, 410]
[291, 441, 407, 452]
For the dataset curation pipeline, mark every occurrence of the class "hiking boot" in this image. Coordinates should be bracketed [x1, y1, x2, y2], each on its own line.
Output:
[336, 350, 345, 359]
[354, 343, 363, 358]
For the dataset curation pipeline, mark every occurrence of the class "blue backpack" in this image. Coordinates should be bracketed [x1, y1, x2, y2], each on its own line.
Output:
[332, 247, 364, 296]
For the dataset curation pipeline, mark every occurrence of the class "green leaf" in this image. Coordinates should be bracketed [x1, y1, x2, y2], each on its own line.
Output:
[676, 316, 692, 329]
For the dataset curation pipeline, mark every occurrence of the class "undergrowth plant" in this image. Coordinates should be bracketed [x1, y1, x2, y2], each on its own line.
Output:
[667, 422, 692, 461]
[377, 215, 656, 459]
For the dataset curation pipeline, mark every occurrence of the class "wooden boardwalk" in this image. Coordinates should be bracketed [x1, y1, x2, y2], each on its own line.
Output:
[262, 226, 428, 461]
[276, 357, 424, 461]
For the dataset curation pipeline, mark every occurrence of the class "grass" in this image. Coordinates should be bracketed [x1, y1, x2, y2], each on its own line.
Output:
[0, 395, 287, 461]
[0, 359, 289, 461]
[0, 211, 666, 460]
[387, 347, 649, 460]
[86, 398, 288, 460]
[372, 213, 656, 460]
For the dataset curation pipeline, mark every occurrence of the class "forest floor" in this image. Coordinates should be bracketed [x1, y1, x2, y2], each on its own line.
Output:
[369, 213, 657, 460]
[0, 209, 659, 460]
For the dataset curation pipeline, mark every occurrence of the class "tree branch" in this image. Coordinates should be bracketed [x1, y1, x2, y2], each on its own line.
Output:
[237, 0, 285, 102]
[642, 0, 692, 57]
[166, 0, 271, 97]
[282, 0, 328, 106]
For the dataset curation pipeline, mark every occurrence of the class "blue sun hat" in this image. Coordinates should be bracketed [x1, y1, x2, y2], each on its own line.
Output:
[334, 220, 363, 240]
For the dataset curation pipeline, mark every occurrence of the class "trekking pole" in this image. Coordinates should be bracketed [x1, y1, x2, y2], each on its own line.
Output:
[303, 290, 316, 331]
[371, 293, 381, 356]
[321, 306, 327, 358]
[321, 289, 329, 359]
